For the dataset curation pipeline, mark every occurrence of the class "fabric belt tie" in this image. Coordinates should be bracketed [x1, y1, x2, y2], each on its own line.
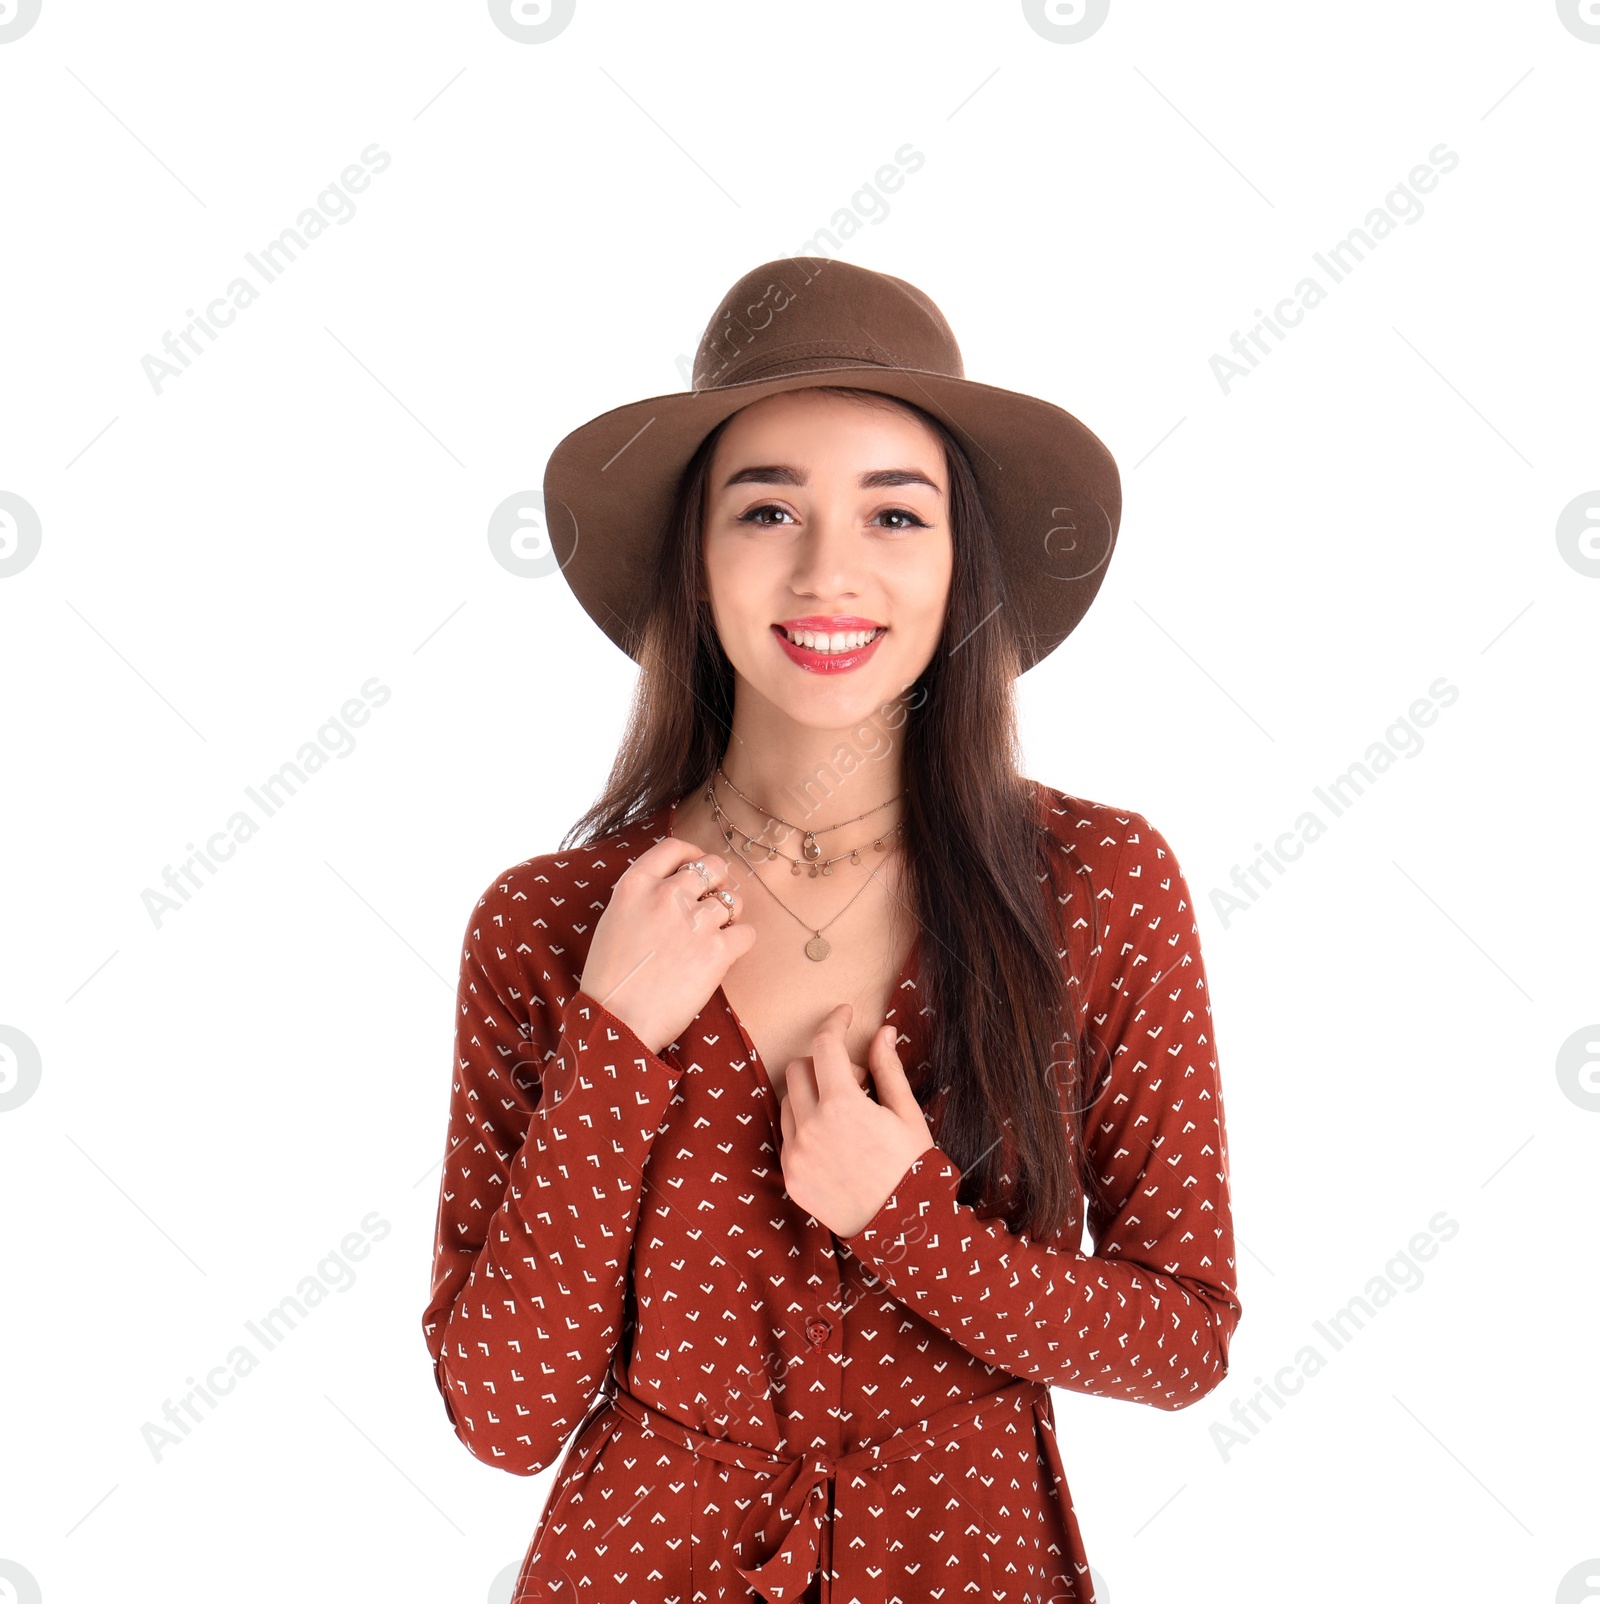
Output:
[604, 1371, 1050, 1604]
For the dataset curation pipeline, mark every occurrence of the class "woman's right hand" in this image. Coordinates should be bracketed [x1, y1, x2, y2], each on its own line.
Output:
[577, 838, 757, 1056]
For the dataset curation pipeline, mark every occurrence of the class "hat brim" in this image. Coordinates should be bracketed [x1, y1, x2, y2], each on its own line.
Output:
[541, 363, 1121, 676]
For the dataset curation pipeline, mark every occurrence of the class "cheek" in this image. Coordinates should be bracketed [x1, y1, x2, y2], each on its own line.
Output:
[897, 550, 953, 633]
[701, 537, 739, 606]
[703, 539, 776, 637]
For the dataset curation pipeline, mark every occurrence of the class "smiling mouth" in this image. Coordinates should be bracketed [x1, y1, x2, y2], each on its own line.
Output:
[770, 623, 888, 676]
[773, 624, 887, 654]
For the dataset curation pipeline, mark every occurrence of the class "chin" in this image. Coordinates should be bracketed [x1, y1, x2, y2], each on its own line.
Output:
[753, 667, 896, 727]
[734, 629, 928, 723]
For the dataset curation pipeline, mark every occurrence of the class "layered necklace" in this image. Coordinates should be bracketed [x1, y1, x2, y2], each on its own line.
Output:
[703, 764, 905, 961]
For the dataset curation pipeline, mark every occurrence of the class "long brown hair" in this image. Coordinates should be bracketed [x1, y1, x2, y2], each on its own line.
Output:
[561, 386, 1102, 1243]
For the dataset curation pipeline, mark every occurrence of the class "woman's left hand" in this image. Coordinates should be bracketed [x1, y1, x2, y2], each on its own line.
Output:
[778, 1003, 937, 1238]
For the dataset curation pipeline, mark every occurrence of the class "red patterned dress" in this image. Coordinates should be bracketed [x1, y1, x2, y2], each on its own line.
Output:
[421, 780, 1242, 1602]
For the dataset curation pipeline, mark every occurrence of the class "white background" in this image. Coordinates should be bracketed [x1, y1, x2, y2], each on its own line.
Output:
[2, 2, 1596, 1601]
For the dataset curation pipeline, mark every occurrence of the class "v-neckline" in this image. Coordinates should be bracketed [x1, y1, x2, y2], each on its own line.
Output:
[662, 792, 924, 1151]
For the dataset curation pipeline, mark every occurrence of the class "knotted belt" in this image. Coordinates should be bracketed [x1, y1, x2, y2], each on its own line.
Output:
[591, 1371, 1053, 1604]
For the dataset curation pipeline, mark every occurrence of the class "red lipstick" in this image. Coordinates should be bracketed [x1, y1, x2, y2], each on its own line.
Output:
[775, 615, 885, 630]
[771, 619, 887, 675]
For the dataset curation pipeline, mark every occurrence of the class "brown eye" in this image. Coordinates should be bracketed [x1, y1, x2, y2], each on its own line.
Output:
[877, 508, 930, 530]
[737, 504, 795, 527]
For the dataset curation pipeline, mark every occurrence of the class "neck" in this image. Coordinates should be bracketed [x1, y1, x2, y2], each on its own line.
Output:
[714, 706, 908, 838]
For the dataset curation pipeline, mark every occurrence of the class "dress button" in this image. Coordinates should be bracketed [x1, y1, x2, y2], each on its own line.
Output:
[805, 1317, 832, 1348]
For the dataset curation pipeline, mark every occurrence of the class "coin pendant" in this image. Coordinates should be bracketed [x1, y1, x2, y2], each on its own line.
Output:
[805, 935, 831, 961]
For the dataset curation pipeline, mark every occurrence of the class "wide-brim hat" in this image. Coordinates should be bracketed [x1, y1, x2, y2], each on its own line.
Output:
[542, 256, 1121, 676]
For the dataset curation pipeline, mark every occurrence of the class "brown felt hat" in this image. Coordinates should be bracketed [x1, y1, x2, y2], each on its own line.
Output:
[542, 256, 1121, 675]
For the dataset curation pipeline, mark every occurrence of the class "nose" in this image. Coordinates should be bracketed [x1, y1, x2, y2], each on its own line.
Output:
[786, 508, 863, 603]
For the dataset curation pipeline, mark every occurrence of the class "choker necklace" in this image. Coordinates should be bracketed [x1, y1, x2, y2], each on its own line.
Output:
[703, 771, 905, 960]
[712, 764, 905, 876]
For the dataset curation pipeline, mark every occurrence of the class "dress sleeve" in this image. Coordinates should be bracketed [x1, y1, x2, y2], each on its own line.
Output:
[420, 870, 684, 1473]
[839, 811, 1242, 1411]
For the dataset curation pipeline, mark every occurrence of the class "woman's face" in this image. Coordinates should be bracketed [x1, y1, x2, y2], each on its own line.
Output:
[701, 388, 954, 729]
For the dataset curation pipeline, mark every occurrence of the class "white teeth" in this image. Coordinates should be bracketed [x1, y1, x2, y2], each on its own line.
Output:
[782, 626, 880, 653]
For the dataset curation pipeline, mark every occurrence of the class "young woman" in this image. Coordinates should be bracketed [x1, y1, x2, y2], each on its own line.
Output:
[422, 258, 1242, 1604]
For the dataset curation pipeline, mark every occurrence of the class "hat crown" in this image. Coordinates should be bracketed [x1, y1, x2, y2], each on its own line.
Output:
[691, 257, 965, 393]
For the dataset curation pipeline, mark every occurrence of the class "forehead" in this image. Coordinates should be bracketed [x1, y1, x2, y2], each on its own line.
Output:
[710, 388, 944, 471]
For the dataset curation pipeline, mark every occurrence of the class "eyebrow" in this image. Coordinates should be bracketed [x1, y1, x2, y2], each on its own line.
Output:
[720, 465, 943, 493]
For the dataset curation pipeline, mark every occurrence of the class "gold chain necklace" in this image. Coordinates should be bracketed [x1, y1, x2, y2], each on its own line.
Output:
[704, 773, 904, 961]
[713, 763, 905, 875]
